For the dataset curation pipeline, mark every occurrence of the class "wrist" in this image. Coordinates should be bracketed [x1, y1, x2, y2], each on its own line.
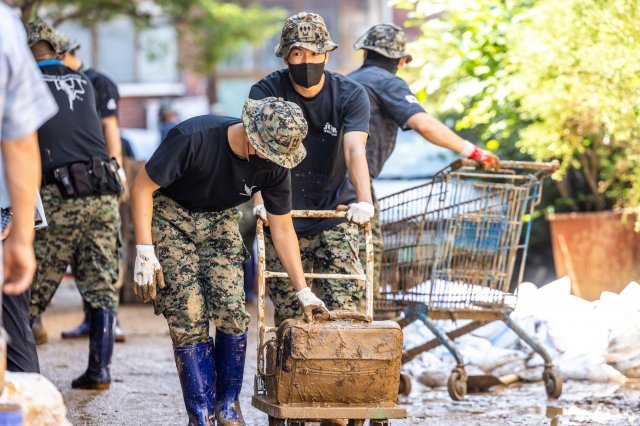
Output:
[460, 140, 476, 157]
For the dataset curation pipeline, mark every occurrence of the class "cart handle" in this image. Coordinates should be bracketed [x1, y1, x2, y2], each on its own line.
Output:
[311, 309, 373, 323]
[452, 159, 559, 177]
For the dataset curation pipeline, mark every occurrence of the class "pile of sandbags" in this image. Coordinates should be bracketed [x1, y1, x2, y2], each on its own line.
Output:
[401, 277, 640, 387]
[0, 373, 71, 426]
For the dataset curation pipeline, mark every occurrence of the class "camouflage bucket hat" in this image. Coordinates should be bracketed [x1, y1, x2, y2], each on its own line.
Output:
[275, 12, 338, 58]
[26, 19, 61, 54]
[354, 23, 413, 63]
[241, 97, 308, 169]
[57, 33, 81, 54]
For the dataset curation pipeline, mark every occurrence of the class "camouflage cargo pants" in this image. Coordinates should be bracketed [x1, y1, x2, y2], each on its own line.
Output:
[266, 221, 364, 326]
[29, 185, 120, 320]
[152, 195, 250, 347]
[359, 180, 382, 298]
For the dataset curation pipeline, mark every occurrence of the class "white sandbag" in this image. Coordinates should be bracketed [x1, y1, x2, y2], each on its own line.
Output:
[490, 359, 527, 377]
[0, 372, 71, 426]
[454, 335, 525, 372]
[557, 352, 627, 383]
[619, 281, 640, 311]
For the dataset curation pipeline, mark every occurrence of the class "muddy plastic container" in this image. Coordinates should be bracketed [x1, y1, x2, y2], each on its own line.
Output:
[266, 312, 402, 405]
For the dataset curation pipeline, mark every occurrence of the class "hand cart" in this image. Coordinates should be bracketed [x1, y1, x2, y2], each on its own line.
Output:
[375, 159, 563, 401]
[252, 208, 406, 426]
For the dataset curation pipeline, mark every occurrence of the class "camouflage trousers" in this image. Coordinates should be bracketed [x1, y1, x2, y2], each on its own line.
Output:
[266, 221, 364, 326]
[29, 185, 120, 320]
[152, 195, 250, 347]
[358, 181, 383, 300]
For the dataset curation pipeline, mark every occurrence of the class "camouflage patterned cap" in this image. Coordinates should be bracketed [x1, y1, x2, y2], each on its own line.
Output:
[275, 12, 338, 58]
[242, 97, 308, 169]
[354, 23, 413, 63]
[25, 19, 61, 54]
[57, 33, 81, 54]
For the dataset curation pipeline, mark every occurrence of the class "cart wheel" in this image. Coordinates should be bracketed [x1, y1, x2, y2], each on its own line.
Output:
[447, 368, 467, 401]
[268, 416, 286, 426]
[347, 420, 365, 426]
[289, 421, 305, 426]
[543, 369, 563, 399]
[398, 373, 412, 396]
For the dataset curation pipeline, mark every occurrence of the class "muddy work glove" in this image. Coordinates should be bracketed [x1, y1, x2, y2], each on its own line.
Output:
[346, 202, 375, 225]
[296, 287, 329, 319]
[461, 140, 500, 170]
[134, 244, 165, 303]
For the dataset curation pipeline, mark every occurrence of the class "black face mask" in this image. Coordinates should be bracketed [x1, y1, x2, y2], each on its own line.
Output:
[249, 154, 280, 174]
[288, 62, 325, 88]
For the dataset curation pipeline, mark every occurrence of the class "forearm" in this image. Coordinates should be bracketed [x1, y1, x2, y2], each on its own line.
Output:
[408, 113, 470, 154]
[131, 170, 159, 245]
[269, 214, 307, 291]
[2, 133, 41, 243]
[344, 133, 372, 204]
[103, 116, 123, 166]
[253, 191, 264, 206]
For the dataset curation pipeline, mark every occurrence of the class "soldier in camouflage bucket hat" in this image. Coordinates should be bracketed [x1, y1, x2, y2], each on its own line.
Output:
[25, 19, 62, 56]
[242, 97, 307, 168]
[275, 12, 338, 57]
[130, 97, 327, 424]
[354, 23, 413, 62]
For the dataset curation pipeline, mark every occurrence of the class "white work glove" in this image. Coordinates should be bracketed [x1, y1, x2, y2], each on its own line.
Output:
[296, 287, 329, 319]
[133, 245, 165, 303]
[253, 204, 267, 222]
[346, 202, 375, 225]
[117, 165, 130, 202]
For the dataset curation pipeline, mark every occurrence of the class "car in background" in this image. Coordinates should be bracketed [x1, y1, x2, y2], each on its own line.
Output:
[372, 129, 458, 199]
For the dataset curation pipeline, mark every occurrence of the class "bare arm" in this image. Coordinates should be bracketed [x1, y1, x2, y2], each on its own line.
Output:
[406, 112, 471, 154]
[268, 212, 307, 291]
[343, 131, 372, 204]
[2, 132, 41, 294]
[130, 168, 160, 245]
[102, 115, 123, 166]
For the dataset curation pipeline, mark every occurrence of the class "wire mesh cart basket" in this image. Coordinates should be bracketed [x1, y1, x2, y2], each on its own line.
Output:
[375, 159, 562, 401]
[253, 208, 406, 426]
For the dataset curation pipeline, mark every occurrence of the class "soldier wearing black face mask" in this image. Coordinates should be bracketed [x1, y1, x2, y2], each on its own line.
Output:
[249, 12, 374, 335]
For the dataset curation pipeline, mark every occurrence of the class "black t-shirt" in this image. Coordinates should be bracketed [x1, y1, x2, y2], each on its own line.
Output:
[145, 115, 292, 214]
[249, 69, 370, 236]
[84, 68, 120, 119]
[37, 63, 109, 174]
[347, 64, 425, 178]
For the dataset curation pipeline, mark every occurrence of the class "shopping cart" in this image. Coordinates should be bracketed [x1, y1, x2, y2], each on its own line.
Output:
[375, 159, 562, 401]
[252, 208, 406, 426]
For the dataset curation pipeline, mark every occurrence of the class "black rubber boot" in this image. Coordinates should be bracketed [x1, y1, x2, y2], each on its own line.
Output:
[71, 309, 116, 390]
[31, 316, 48, 345]
[62, 308, 126, 343]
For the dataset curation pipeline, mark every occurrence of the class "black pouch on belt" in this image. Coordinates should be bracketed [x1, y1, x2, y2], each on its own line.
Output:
[93, 157, 123, 195]
[53, 165, 78, 198]
[91, 157, 109, 193]
[69, 162, 94, 197]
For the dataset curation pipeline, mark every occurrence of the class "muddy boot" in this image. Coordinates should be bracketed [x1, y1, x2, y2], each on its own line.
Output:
[214, 331, 247, 425]
[71, 309, 116, 390]
[174, 339, 215, 426]
[31, 316, 48, 345]
[114, 319, 126, 343]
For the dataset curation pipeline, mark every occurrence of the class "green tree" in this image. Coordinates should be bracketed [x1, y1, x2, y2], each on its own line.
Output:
[13, 0, 285, 77]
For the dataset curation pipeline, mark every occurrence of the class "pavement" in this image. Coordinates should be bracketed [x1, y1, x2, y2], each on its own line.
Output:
[37, 278, 640, 425]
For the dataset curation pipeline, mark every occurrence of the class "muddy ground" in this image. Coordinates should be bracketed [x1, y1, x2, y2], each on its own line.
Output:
[37, 279, 639, 425]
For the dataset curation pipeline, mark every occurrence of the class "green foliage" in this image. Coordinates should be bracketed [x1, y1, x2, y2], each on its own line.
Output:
[395, 0, 640, 213]
[14, 0, 285, 74]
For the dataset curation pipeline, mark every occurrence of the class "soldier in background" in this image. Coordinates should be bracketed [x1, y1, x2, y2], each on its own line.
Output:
[348, 23, 500, 295]
[26, 20, 123, 390]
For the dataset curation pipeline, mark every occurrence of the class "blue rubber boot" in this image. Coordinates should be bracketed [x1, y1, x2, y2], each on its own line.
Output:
[71, 309, 116, 390]
[215, 331, 247, 425]
[174, 339, 215, 426]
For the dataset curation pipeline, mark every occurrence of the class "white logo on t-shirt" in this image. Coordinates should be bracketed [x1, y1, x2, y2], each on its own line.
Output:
[106, 98, 117, 110]
[43, 74, 88, 111]
[323, 122, 338, 136]
[239, 184, 257, 197]
[405, 95, 419, 104]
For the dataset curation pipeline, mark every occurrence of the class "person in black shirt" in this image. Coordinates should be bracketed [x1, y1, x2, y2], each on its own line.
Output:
[250, 12, 374, 327]
[52, 32, 129, 343]
[130, 97, 327, 425]
[348, 23, 500, 292]
[26, 20, 123, 391]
